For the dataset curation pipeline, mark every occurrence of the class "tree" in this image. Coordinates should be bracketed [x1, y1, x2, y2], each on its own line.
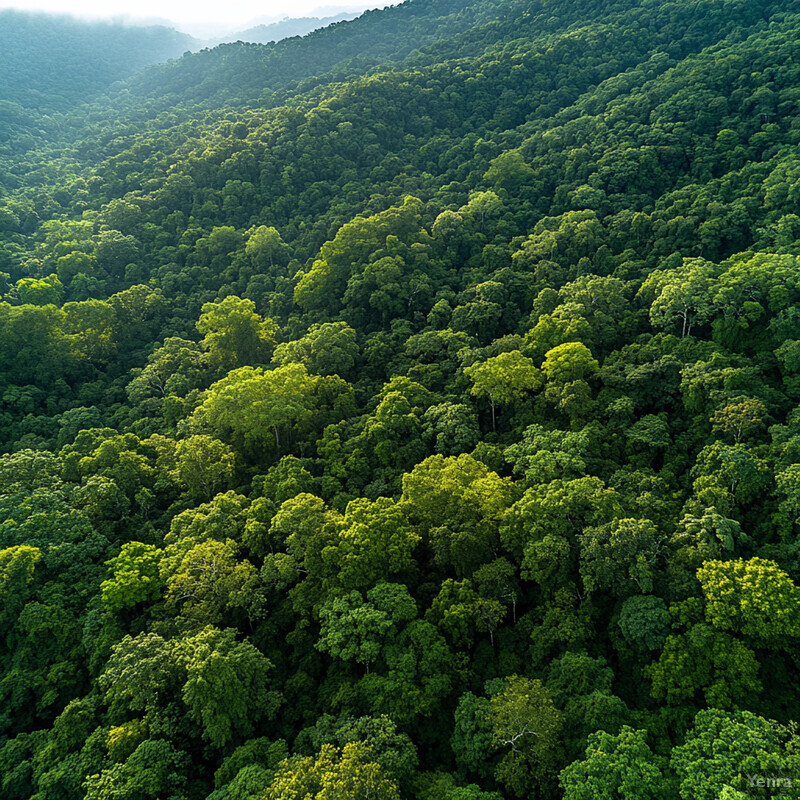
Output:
[579, 518, 664, 597]
[710, 397, 767, 443]
[359, 619, 460, 728]
[316, 591, 393, 671]
[126, 337, 208, 404]
[328, 497, 419, 590]
[541, 342, 600, 385]
[670, 709, 800, 800]
[294, 196, 425, 315]
[16, 273, 63, 306]
[505, 424, 594, 485]
[194, 364, 320, 457]
[452, 691, 497, 780]
[182, 626, 280, 748]
[402, 454, 514, 577]
[362, 389, 427, 472]
[99, 633, 184, 717]
[465, 351, 543, 429]
[426, 579, 506, 649]
[93, 230, 140, 279]
[638, 258, 717, 338]
[541, 342, 600, 424]
[460, 190, 503, 232]
[697, 558, 800, 644]
[162, 538, 263, 626]
[197, 295, 277, 372]
[490, 676, 563, 797]
[245, 225, 290, 269]
[648, 623, 761, 709]
[421, 402, 481, 456]
[560, 727, 667, 800]
[269, 493, 336, 596]
[100, 542, 162, 614]
[265, 743, 400, 800]
[484, 150, 535, 191]
[501, 477, 620, 591]
[84, 739, 189, 800]
[0, 545, 40, 636]
[272, 321, 358, 377]
[212, 737, 288, 793]
[617, 595, 670, 652]
[306, 714, 418, 794]
[172, 434, 236, 500]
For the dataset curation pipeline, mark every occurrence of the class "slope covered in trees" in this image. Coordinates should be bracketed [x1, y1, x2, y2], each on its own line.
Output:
[0, 10, 196, 111]
[2, 0, 800, 798]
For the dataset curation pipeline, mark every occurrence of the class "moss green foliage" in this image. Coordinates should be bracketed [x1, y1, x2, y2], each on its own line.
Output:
[2, 0, 800, 797]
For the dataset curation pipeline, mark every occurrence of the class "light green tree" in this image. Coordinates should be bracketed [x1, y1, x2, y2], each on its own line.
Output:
[197, 295, 277, 372]
[697, 557, 800, 644]
[101, 542, 163, 614]
[465, 351, 543, 429]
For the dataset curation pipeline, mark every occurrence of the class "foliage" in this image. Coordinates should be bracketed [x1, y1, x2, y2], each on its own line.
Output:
[1, 0, 800, 795]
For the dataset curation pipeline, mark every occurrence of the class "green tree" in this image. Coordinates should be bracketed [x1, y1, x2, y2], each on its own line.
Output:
[197, 295, 277, 372]
[638, 258, 716, 338]
[172, 434, 236, 500]
[126, 337, 208, 404]
[306, 715, 418, 795]
[245, 225, 290, 269]
[579, 518, 664, 597]
[421, 402, 481, 456]
[560, 727, 667, 800]
[465, 351, 543, 429]
[272, 321, 358, 377]
[426, 578, 506, 649]
[265, 743, 400, 800]
[402, 454, 514, 577]
[490, 676, 564, 797]
[182, 626, 280, 748]
[84, 739, 189, 800]
[0, 545, 40, 637]
[16, 273, 64, 306]
[697, 557, 800, 644]
[194, 364, 321, 457]
[100, 542, 163, 614]
[328, 497, 419, 590]
[670, 709, 800, 800]
[316, 591, 393, 671]
[452, 691, 497, 780]
[648, 623, 761, 709]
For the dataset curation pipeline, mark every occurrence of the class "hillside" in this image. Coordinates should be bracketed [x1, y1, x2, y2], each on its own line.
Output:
[1, 0, 800, 798]
[0, 10, 197, 111]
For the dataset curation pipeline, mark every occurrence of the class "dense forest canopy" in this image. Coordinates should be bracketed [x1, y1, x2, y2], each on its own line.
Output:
[2, 0, 800, 797]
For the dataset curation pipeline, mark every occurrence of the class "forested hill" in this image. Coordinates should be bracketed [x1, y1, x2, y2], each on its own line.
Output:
[3, 0, 800, 798]
[123, 0, 778, 109]
[0, 10, 196, 111]
[223, 13, 360, 46]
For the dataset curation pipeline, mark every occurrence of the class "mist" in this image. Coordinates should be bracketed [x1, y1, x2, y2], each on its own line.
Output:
[0, 1, 394, 38]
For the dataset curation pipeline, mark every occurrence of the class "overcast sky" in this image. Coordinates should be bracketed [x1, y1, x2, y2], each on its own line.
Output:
[0, 1, 394, 36]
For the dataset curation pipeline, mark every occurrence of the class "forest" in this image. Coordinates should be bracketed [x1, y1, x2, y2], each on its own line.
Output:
[1, 0, 800, 797]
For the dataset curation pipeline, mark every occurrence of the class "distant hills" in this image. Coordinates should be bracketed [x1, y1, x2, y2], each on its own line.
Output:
[0, 10, 197, 111]
[215, 13, 360, 45]
[0, 8, 374, 113]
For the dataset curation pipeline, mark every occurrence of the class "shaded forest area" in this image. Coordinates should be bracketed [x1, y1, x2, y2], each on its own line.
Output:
[2, 0, 800, 797]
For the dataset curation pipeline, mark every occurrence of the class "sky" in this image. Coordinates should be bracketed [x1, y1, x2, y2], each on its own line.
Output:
[0, 0, 394, 36]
